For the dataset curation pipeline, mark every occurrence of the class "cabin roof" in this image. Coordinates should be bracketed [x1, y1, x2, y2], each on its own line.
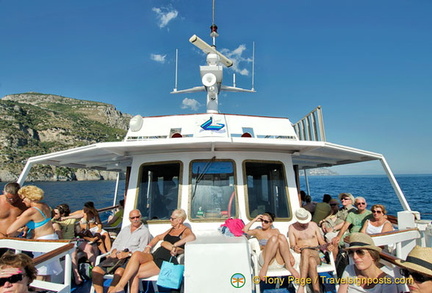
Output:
[22, 139, 382, 172]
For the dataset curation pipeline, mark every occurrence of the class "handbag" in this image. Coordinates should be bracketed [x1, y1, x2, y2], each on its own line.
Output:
[156, 256, 184, 289]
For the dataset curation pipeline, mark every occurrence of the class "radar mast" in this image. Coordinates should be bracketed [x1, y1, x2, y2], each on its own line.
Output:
[171, 0, 255, 114]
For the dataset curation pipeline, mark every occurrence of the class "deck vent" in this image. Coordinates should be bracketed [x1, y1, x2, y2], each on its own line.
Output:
[241, 132, 252, 138]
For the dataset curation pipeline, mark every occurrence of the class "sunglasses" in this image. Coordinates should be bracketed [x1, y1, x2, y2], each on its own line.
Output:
[372, 210, 383, 214]
[129, 216, 140, 219]
[260, 219, 271, 224]
[330, 204, 338, 206]
[348, 249, 368, 257]
[170, 217, 177, 221]
[400, 268, 432, 283]
[356, 202, 366, 206]
[341, 198, 350, 201]
[0, 274, 23, 287]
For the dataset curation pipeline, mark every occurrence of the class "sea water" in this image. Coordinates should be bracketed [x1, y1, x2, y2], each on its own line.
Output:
[1, 174, 431, 219]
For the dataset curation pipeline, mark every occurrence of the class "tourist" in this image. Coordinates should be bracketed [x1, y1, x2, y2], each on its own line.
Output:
[332, 196, 372, 246]
[92, 209, 151, 293]
[338, 233, 398, 293]
[51, 204, 76, 239]
[105, 199, 125, 229]
[361, 204, 393, 234]
[0, 183, 27, 241]
[395, 246, 432, 293]
[288, 208, 333, 293]
[243, 212, 299, 280]
[312, 194, 332, 224]
[0, 251, 38, 293]
[78, 202, 111, 254]
[7, 185, 62, 281]
[109, 209, 196, 293]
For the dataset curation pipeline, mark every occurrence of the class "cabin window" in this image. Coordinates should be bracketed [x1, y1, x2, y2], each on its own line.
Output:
[136, 162, 181, 220]
[244, 161, 290, 219]
[190, 160, 236, 220]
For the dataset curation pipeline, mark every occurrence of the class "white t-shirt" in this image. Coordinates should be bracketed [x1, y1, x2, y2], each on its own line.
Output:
[341, 264, 398, 293]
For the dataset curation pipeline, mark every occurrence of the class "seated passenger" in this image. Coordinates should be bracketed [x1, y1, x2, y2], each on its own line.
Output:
[338, 233, 398, 293]
[395, 246, 432, 293]
[302, 195, 316, 215]
[72, 202, 105, 285]
[52, 204, 76, 239]
[0, 251, 38, 293]
[243, 212, 299, 280]
[360, 204, 393, 235]
[321, 193, 356, 243]
[92, 209, 151, 293]
[332, 196, 372, 247]
[61, 201, 95, 221]
[109, 209, 196, 293]
[312, 193, 332, 224]
[289, 208, 334, 293]
[105, 199, 125, 229]
[78, 203, 111, 254]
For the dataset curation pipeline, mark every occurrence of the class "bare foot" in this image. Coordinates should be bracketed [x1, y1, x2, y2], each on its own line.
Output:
[74, 274, 82, 285]
[259, 265, 268, 281]
[297, 285, 305, 293]
[107, 286, 124, 293]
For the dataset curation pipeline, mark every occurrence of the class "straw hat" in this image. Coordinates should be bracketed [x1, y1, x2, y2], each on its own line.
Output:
[329, 198, 339, 205]
[345, 233, 382, 253]
[395, 246, 432, 277]
[295, 208, 312, 224]
[338, 192, 355, 203]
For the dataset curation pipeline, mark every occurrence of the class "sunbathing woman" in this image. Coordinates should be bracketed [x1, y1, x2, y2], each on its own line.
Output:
[243, 212, 299, 280]
[78, 203, 111, 254]
[109, 209, 196, 293]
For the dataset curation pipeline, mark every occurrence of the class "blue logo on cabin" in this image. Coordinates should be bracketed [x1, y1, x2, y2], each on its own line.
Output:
[200, 117, 225, 131]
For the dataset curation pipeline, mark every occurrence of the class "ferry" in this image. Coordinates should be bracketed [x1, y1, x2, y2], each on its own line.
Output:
[3, 2, 431, 293]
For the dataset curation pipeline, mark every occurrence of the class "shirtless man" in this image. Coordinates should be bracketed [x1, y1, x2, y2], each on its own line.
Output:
[0, 183, 27, 239]
[288, 208, 333, 293]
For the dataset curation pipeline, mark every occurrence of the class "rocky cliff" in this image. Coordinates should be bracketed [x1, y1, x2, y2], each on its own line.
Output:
[0, 93, 131, 181]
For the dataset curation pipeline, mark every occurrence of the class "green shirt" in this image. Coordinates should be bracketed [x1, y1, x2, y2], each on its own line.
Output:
[345, 210, 372, 233]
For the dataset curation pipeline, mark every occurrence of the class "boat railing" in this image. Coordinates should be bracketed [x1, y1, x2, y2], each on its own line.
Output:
[371, 228, 421, 259]
[0, 238, 75, 293]
[293, 106, 326, 141]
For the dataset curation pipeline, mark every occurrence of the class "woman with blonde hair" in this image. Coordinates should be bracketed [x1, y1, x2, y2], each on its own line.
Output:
[109, 209, 196, 293]
[7, 185, 62, 281]
[0, 251, 38, 293]
[360, 204, 393, 235]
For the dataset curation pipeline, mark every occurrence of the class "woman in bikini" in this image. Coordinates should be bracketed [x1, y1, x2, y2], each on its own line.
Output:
[78, 204, 112, 254]
[243, 212, 299, 280]
[109, 209, 196, 293]
[7, 185, 62, 281]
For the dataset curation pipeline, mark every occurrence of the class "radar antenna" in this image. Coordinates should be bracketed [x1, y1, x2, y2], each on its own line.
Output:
[171, 0, 255, 114]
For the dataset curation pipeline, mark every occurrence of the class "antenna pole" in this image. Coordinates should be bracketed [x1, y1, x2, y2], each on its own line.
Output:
[210, 0, 218, 46]
[251, 41, 255, 91]
[174, 48, 178, 92]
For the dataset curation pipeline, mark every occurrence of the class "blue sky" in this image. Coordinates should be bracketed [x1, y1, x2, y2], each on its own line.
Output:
[1, 0, 431, 175]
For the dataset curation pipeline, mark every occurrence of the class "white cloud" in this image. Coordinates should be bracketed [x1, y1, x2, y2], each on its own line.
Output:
[221, 44, 251, 76]
[181, 98, 201, 111]
[150, 54, 166, 63]
[152, 7, 178, 29]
